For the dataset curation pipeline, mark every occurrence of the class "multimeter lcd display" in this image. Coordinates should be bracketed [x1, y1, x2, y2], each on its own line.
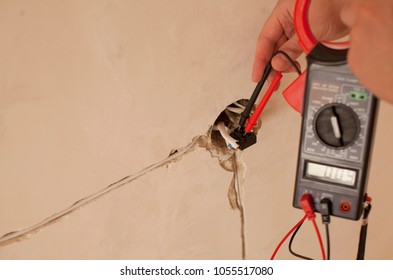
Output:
[305, 161, 357, 187]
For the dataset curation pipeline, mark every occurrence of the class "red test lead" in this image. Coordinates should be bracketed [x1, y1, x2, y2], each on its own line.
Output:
[271, 193, 326, 260]
[245, 72, 283, 133]
[300, 193, 326, 260]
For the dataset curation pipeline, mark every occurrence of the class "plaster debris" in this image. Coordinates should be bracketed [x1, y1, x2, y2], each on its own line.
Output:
[233, 150, 247, 260]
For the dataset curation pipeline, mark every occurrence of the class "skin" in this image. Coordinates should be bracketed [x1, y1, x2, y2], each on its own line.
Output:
[341, 0, 393, 104]
[252, 0, 348, 83]
[253, 0, 393, 103]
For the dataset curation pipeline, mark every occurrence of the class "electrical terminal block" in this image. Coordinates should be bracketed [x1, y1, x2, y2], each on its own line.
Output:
[230, 128, 257, 151]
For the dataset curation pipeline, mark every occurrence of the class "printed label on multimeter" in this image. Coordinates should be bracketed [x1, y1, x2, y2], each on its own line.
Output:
[293, 46, 378, 220]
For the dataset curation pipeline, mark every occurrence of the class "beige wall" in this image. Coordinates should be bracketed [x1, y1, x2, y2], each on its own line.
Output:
[1, 0, 393, 260]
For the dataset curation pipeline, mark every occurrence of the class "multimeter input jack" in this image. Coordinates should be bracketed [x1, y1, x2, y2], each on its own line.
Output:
[339, 201, 352, 213]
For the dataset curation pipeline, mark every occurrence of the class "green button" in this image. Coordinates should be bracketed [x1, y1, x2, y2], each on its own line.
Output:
[348, 91, 368, 101]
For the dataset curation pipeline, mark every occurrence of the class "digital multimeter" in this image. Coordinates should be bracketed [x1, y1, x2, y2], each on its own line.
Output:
[292, 44, 378, 220]
[285, 0, 379, 220]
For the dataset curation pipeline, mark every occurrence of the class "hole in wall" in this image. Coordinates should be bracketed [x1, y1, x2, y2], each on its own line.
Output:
[210, 99, 262, 151]
[199, 99, 262, 172]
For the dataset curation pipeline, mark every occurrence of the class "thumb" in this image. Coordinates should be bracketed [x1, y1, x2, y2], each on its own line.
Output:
[271, 34, 303, 73]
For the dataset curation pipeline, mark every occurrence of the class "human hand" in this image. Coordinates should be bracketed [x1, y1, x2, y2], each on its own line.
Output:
[341, 0, 393, 104]
[252, 0, 348, 83]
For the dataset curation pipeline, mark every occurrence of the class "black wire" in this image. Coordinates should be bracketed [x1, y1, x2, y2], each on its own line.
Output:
[288, 221, 313, 260]
[325, 224, 330, 260]
[356, 203, 372, 260]
[239, 63, 272, 128]
[356, 224, 368, 260]
[289, 219, 329, 260]
[320, 198, 332, 260]
[273, 50, 302, 75]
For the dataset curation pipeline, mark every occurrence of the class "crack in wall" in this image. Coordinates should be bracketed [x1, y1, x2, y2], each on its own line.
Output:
[0, 122, 254, 260]
[0, 136, 202, 248]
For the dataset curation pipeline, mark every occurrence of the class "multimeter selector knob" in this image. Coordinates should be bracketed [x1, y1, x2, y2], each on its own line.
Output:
[314, 103, 360, 148]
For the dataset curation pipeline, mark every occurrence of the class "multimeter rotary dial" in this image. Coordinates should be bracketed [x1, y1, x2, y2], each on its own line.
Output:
[313, 103, 360, 149]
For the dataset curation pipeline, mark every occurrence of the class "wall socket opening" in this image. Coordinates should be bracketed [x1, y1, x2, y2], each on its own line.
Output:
[210, 99, 261, 150]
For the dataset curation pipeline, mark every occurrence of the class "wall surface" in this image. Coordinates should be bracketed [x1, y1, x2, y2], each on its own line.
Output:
[1, 0, 393, 260]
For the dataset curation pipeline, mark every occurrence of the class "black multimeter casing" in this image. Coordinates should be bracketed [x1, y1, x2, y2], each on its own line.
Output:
[293, 43, 379, 220]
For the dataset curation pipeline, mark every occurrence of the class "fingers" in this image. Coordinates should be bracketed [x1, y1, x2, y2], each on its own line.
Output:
[341, 0, 387, 29]
[271, 34, 303, 73]
[254, 33, 303, 85]
[340, 0, 371, 28]
[339, 0, 393, 103]
[340, 0, 359, 27]
[252, 6, 303, 81]
[252, 11, 286, 82]
[266, 69, 279, 86]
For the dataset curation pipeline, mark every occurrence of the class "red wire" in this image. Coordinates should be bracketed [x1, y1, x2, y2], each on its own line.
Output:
[245, 72, 283, 133]
[311, 218, 326, 260]
[270, 215, 327, 260]
[270, 214, 307, 260]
